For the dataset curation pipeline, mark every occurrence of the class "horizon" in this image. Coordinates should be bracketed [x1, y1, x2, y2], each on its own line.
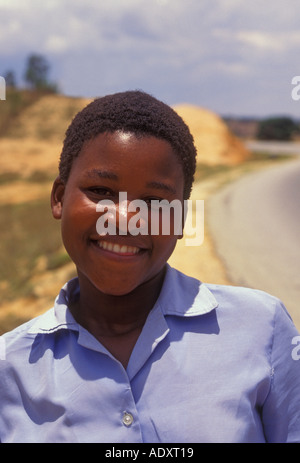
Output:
[1, 1, 300, 119]
[2, 84, 300, 123]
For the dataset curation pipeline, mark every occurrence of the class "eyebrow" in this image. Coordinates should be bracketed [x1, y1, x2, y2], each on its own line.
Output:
[84, 169, 119, 181]
[146, 181, 177, 195]
[84, 169, 177, 194]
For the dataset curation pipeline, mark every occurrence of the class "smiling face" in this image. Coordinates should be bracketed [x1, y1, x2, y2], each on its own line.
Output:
[51, 131, 185, 296]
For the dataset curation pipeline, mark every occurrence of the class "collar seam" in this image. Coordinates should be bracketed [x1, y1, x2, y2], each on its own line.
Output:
[164, 308, 217, 317]
[28, 322, 78, 335]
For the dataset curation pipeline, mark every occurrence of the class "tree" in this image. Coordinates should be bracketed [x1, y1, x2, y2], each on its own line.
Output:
[256, 117, 298, 141]
[3, 70, 16, 88]
[23, 53, 58, 92]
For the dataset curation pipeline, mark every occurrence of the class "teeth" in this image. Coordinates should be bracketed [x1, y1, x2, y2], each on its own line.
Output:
[97, 240, 140, 254]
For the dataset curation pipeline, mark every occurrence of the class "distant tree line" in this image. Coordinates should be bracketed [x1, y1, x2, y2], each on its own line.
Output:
[224, 115, 300, 142]
[256, 117, 299, 141]
[3, 57, 299, 141]
[2, 53, 58, 93]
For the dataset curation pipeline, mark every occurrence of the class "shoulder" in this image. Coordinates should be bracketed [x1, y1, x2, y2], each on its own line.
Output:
[207, 281, 292, 324]
[207, 282, 282, 315]
[204, 282, 299, 355]
[168, 266, 297, 340]
[167, 265, 284, 320]
[206, 281, 295, 325]
[0, 310, 52, 362]
[0, 277, 80, 362]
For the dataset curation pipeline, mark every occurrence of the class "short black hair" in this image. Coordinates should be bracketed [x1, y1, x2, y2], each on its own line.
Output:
[59, 90, 197, 199]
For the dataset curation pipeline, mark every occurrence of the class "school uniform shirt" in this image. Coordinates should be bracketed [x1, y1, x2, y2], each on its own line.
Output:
[0, 264, 300, 443]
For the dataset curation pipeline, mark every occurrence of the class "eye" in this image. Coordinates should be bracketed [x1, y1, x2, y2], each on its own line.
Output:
[144, 197, 158, 205]
[87, 187, 114, 197]
[143, 197, 166, 210]
[144, 195, 165, 203]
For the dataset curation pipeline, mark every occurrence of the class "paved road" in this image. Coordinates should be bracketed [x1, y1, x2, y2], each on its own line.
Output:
[207, 159, 300, 328]
[245, 140, 300, 155]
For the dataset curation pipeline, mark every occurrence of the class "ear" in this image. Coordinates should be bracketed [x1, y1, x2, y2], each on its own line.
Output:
[51, 177, 66, 219]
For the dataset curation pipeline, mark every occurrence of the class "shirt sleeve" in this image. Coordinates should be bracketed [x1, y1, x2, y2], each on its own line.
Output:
[262, 300, 300, 443]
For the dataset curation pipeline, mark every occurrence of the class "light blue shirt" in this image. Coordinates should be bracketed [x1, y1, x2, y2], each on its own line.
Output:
[1, 265, 300, 443]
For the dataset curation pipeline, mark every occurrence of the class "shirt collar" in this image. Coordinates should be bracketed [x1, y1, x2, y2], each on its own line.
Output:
[157, 264, 218, 317]
[27, 265, 218, 335]
[27, 278, 80, 334]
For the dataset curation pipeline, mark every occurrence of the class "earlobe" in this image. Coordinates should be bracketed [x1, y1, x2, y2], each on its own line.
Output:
[51, 177, 65, 219]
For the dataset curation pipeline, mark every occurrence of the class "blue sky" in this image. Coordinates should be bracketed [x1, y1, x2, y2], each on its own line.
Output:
[1, 0, 300, 117]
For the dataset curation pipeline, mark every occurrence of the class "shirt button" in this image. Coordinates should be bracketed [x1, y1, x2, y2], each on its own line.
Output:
[122, 412, 134, 426]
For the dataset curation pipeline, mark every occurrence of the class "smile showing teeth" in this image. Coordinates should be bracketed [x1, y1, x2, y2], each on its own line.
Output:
[97, 240, 140, 255]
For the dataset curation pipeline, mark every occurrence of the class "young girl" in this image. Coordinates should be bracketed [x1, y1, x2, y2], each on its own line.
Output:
[1, 90, 299, 443]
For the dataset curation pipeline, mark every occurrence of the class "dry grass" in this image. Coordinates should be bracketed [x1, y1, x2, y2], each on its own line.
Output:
[174, 104, 250, 165]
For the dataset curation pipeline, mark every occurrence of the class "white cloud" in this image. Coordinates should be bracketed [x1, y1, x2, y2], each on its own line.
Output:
[45, 35, 69, 54]
[235, 30, 300, 53]
[1, 0, 300, 116]
[236, 31, 283, 51]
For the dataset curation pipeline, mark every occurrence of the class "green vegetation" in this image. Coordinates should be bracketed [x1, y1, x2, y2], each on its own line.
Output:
[0, 88, 41, 136]
[0, 170, 55, 185]
[1, 52, 59, 136]
[23, 54, 58, 93]
[0, 199, 67, 302]
[257, 117, 299, 141]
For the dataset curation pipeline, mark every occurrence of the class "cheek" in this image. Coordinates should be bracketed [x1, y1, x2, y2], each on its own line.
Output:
[149, 205, 184, 237]
[61, 196, 98, 241]
[152, 235, 178, 262]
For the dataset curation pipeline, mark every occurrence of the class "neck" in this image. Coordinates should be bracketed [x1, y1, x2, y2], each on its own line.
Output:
[70, 266, 166, 338]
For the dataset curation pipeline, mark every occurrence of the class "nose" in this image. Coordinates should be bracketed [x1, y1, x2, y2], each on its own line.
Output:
[116, 198, 132, 234]
[116, 196, 148, 236]
[96, 193, 149, 236]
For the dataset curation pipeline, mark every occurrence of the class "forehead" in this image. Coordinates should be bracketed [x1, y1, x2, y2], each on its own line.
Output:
[75, 131, 184, 181]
